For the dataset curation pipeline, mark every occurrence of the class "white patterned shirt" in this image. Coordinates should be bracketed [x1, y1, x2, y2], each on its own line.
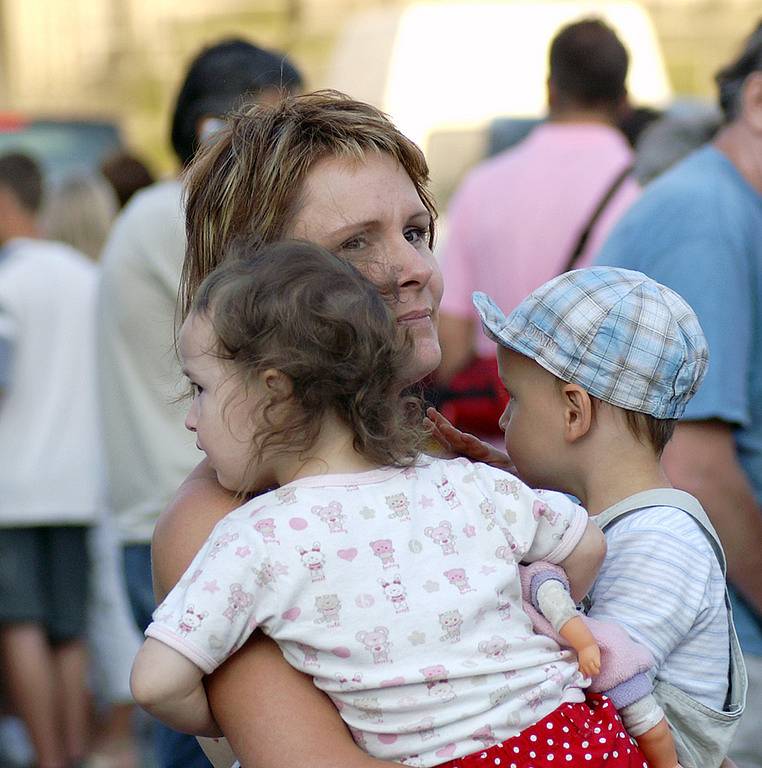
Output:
[147, 456, 589, 766]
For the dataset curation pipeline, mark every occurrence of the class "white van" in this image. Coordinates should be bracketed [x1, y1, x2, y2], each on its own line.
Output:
[324, 1, 672, 206]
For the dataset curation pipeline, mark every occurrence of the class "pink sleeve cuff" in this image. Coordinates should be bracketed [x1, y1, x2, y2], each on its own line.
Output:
[145, 622, 219, 675]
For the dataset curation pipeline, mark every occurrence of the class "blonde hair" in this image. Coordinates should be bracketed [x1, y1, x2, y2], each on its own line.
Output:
[181, 89, 436, 317]
[42, 174, 118, 260]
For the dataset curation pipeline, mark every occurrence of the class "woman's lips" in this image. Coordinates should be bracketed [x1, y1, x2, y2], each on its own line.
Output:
[397, 309, 432, 326]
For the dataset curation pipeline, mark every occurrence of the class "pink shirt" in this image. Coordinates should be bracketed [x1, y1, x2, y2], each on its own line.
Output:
[439, 123, 640, 357]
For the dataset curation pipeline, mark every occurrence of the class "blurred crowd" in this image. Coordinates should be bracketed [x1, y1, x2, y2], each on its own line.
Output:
[0, 11, 760, 768]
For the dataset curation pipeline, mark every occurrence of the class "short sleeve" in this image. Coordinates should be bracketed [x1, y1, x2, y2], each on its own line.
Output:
[145, 515, 278, 674]
[588, 508, 713, 666]
[471, 464, 588, 564]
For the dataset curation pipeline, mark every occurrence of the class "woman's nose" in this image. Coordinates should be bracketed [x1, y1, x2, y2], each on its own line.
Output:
[391, 240, 435, 289]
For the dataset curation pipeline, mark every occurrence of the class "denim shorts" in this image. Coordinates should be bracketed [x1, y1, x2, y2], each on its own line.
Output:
[0, 525, 90, 642]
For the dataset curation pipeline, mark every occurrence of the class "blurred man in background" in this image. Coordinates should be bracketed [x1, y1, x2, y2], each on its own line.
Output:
[97, 38, 303, 768]
[433, 18, 639, 435]
[0, 152, 99, 768]
[597, 20, 762, 767]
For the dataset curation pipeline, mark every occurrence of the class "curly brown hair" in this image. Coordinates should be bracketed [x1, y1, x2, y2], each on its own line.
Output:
[191, 239, 427, 483]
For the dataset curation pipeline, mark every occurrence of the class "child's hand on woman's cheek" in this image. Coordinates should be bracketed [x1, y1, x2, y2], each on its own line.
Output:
[424, 407, 516, 472]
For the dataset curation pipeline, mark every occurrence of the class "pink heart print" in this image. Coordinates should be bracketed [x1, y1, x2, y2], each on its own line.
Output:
[281, 607, 301, 621]
[436, 743, 456, 758]
[338, 548, 358, 561]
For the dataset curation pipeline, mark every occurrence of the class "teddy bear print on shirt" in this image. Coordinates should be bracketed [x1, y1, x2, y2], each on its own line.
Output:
[443, 568, 475, 593]
[223, 583, 254, 622]
[311, 501, 347, 533]
[385, 492, 411, 522]
[296, 542, 326, 581]
[425, 521, 458, 555]
[438, 609, 463, 642]
[253, 559, 288, 588]
[493, 476, 521, 500]
[253, 517, 279, 544]
[356, 626, 392, 663]
[479, 498, 498, 530]
[274, 487, 297, 505]
[478, 634, 510, 662]
[369, 538, 397, 569]
[314, 593, 342, 627]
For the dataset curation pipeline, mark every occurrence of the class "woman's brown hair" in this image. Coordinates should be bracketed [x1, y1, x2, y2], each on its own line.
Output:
[181, 90, 436, 319]
[191, 239, 426, 485]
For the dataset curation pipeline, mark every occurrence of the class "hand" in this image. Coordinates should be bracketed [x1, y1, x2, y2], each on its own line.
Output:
[425, 407, 515, 471]
[577, 644, 601, 677]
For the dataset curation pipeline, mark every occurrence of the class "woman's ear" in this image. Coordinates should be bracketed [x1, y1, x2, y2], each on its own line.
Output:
[560, 383, 593, 443]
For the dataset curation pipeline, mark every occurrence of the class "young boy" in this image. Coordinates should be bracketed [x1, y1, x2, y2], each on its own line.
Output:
[460, 266, 746, 768]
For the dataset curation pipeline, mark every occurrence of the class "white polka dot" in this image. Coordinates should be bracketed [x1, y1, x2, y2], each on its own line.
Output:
[599, 737, 607, 744]
[584, 755, 592, 761]
[608, 723, 613, 731]
[602, 701, 609, 708]
[529, 752, 536, 759]
[530, 735, 537, 742]
[548, 755, 554, 761]
[619, 732, 626, 738]
[480, 753, 487, 759]
[594, 727, 601, 734]
[613, 751, 619, 758]
[546, 722, 554, 729]
[563, 727, 570, 733]
[563, 743, 570, 749]
[513, 747, 520, 754]
[565, 756, 573, 762]
[547, 739, 554, 746]
[494, 759, 501, 766]
[582, 741, 589, 749]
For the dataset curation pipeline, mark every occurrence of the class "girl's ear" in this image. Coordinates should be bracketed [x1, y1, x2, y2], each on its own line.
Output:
[560, 383, 593, 443]
[260, 368, 293, 402]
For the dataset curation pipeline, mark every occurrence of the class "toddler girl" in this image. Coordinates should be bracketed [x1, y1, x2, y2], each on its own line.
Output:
[130, 240, 649, 768]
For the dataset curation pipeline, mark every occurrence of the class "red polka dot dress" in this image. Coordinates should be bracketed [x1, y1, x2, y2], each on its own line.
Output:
[438, 695, 650, 768]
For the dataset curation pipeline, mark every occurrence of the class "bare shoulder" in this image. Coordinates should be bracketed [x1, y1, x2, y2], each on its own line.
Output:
[152, 459, 239, 600]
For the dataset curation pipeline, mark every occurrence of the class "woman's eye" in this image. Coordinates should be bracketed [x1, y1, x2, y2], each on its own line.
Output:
[404, 226, 426, 245]
[339, 234, 369, 252]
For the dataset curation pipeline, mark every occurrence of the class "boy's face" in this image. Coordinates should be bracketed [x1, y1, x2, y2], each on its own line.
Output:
[496, 346, 567, 489]
[179, 312, 270, 493]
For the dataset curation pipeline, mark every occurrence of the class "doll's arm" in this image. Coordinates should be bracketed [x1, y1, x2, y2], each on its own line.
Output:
[619, 696, 678, 768]
[533, 577, 601, 677]
[130, 637, 221, 738]
[557, 615, 601, 677]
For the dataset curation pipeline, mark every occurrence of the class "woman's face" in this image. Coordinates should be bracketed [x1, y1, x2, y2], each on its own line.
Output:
[288, 152, 443, 386]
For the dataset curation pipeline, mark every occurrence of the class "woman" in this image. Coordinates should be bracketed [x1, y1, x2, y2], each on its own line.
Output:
[153, 90, 442, 768]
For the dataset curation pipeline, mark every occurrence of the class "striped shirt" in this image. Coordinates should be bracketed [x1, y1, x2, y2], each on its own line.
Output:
[588, 505, 729, 707]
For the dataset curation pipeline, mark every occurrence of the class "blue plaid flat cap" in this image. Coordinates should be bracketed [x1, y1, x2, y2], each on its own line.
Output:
[473, 267, 709, 419]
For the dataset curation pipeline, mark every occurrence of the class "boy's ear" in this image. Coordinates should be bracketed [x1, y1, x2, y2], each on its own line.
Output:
[560, 383, 593, 442]
[260, 368, 293, 402]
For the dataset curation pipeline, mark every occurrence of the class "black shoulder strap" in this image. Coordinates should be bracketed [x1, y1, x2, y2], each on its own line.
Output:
[561, 163, 634, 274]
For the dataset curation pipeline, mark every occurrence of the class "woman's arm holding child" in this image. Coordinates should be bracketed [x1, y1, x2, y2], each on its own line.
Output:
[131, 638, 221, 738]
